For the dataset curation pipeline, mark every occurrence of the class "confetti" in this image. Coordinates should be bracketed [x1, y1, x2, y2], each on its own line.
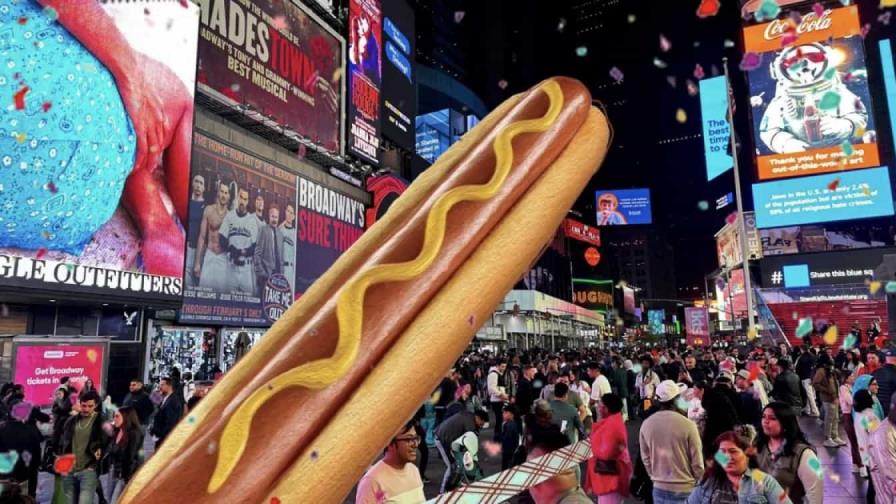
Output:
[11, 402, 32, 422]
[187, 416, 196, 424]
[813, 3, 825, 17]
[827, 178, 840, 191]
[714, 450, 730, 466]
[666, 76, 677, 88]
[35, 248, 47, 260]
[42, 6, 59, 21]
[482, 441, 502, 457]
[788, 11, 803, 25]
[13, 86, 29, 110]
[723, 39, 735, 49]
[752, 469, 765, 482]
[430, 390, 442, 404]
[807, 454, 822, 475]
[454, 11, 465, 23]
[694, 64, 705, 79]
[310, 450, 319, 461]
[660, 34, 671, 52]
[178, 0, 190, 7]
[882, 0, 896, 7]
[823, 326, 838, 346]
[796, 318, 813, 338]
[829, 473, 841, 483]
[686, 79, 698, 96]
[842, 334, 857, 350]
[575, 46, 588, 57]
[17, 17, 27, 25]
[557, 18, 566, 32]
[739, 53, 762, 71]
[886, 281, 896, 294]
[627, 14, 636, 23]
[697, 201, 709, 211]
[206, 442, 217, 454]
[781, 29, 798, 47]
[497, 80, 508, 90]
[861, 23, 871, 38]
[755, 0, 781, 22]
[271, 499, 281, 504]
[467, 314, 476, 326]
[879, 12, 892, 25]
[697, 0, 721, 18]
[869, 280, 882, 294]
[609, 67, 624, 82]
[41, 101, 52, 112]
[0, 452, 18, 474]
[675, 109, 687, 123]
[840, 142, 855, 156]
[819, 91, 841, 110]
[653, 57, 668, 69]
[747, 326, 759, 340]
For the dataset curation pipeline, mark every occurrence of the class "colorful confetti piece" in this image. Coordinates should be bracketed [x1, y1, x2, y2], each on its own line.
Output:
[41, 101, 52, 112]
[653, 57, 668, 69]
[675, 109, 687, 123]
[781, 29, 798, 47]
[827, 178, 840, 191]
[686, 80, 698, 96]
[557, 18, 567, 32]
[271, 498, 281, 504]
[666, 76, 677, 88]
[796, 318, 813, 338]
[659, 34, 671, 52]
[627, 14, 636, 23]
[43, 6, 59, 21]
[86, 349, 97, 363]
[723, 39, 735, 49]
[714, 450, 731, 466]
[0, 452, 18, 474]
[755, 0, 781, 21]
[697, 201, 709, 211]
[575, 46, 588, 57]
[454, 11, 465, 23]
[497, 80, 508, 90]
[740, 53, 762, 71]
[13, 86, 29, 110]
[885, 281, 896, 294]
[869, 280, 882, 294]
[879, 12, 892, 25]
[840, 142, 854, 156]
[747, 326, 759, 340]
[752, 469, 765, 482]
[842, 334, 857, 350]
[15, 133, 26, 144]
[697, 0, 721, 18]
[823, 326, 838, 346]
[609, 67, 624, 82]
[271, 16, 288, 31]
[694, 64, 705, 79]
[310, 450, 319, 461]
[35, 248, 47, 260]
[482, 441, 503, 457]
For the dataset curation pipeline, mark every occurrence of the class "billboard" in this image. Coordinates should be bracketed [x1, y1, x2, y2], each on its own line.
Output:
[563, 219, 601, 246]
[595, 189, 653, 226]
[684, 307, 710, 346]
[415, 108, 456, 163]
[13, 341, 107, 407]
[0, 1, 199, 301]
[348, 0, 383, 164]
[744, 6, 880, 180]
[571, 278, 614, 311]
[648, 309, 665, 334]
[699, 76, 733, 181]
[882, 40, 896, 155]
[717, 268, 747, 321]
[380, 0, 416, 150]
[752, 166, 894, 229]
[715, 212, 762, 268]
[622, 286, 636, 315]
[182, 133, 298, 326]
[197, 0, 345, 154]
[760, 217, 896, 256]
[759, 247, 896, 288]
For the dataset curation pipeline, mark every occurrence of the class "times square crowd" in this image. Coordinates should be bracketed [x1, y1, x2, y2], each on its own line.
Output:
[0, 340, 893, 503]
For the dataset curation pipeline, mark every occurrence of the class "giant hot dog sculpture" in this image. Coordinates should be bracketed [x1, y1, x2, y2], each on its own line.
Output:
[119, 77, 610, 504]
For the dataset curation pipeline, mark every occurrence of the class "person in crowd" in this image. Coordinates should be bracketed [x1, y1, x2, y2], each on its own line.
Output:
[588, 393, 631, 504]
[858, 351, 881, 377]
[587, 362, 612, 416]
[755, 402, 823, 503]
[433, 370, 458, 426]
[499, 404, 520, 471]
[838, 370, 864, 473]
[734, 369, 763, 431]
[526, 429, 592, 503]
[687, 380, 708, 436]
[355, 421, 425, 504]
[0, 401, 42, 497]
[609, 357, 629, 422]
[549, 383, 585, 446]
[635, 355, 661, 416]
[871, 348, 896, 415]
[150, 377, 183, 448]
[60, 391, 107, 504]
[122, 379, 154, 431]
[640, 380, 704, 504]
[844, 349, 863, 375]
[853, 389, 880, 480]
[795, 348, 820, 417]
[772, 356, 804, 417]
[487, 360, 509, 441]
[701, 374, 741, 460]
[434, 409, 488, 493]
[688, 429, 792, 504]
[51, 385, 73, 447]
[515, 363, 538, 423]
[812, 352, 844, 447]
[103, 406, 143, 503]
[854, 375, 886, 421]
[867, 392, 896, 504]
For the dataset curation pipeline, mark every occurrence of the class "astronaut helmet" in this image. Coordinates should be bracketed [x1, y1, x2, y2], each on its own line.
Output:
[770, 43, 836, 91]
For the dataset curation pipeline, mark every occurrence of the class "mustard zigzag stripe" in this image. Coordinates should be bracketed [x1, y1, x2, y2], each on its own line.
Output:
[208, 79, 565, 493]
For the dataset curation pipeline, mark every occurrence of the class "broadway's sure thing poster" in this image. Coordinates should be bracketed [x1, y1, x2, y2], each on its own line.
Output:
[197, 0, 345, 153]
[0, 0, 199, 300]
[348, 0, 383, 164]
[182, 133, 298, 326]
[744, 5, 880, 180]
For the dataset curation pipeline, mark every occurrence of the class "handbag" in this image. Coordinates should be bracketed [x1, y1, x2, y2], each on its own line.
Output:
[593, 458, 618, 475]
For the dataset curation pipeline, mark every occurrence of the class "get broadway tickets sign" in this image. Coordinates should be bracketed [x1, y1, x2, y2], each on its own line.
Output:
[196, 0, 345, 154]
[13, 341, 106, 407]
[743, 5, 880, 180]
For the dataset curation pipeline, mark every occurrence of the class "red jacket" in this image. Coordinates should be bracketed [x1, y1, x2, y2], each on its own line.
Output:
[587, 412, 632, 496]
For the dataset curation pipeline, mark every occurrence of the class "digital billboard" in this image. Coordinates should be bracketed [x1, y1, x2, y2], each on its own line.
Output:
[622, 286, 636, 315]
[744, 5, 880, 180]
[717, 268, 747, 321]
[0, 0, 198, 301]
[380, 0, 416, 150]
[759, 247, 896, 288]
[699, 76, 733, 181]
[684, 307, 710, 346]
[13, 341, 107, 407]
[196, 0, 345, 154]
[571, 278, 614, 311]
[752, 166, 894, 229]
[348, 0, 383, 164]
[760, 217, 896, 256]
[415, 108, 454, 163]
[648, 309, 665, 334]
[881, 40, 896, 153]
[595, 189, 652, 225]
[563, 218, 601, 246]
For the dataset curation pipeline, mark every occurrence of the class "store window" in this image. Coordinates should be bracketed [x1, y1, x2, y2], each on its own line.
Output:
[148, 326, 219, 383]
[220, 328, 266, 372]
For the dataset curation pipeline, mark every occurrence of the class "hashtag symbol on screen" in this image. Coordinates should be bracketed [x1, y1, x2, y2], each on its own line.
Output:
[771, 271, 783, 285]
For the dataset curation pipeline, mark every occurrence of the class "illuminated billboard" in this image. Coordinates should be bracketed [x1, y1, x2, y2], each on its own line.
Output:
[699, 76, 733, 181]
[594, 189, 652, 226]
[744, 5, 880, 180]
[752, 166, 894, 229]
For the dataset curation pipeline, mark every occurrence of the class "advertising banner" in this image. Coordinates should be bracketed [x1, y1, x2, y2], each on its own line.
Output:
[623, 286, 636, 315]
[752, 166, 894, 229]
[759, 247, 895, 288]
[684, 307, 710, 346]
[720, 268, 747, 319]
[760, 217, 896, 256]
[744, 5, 880, 180]
[0, 0, 199, 301]
[196, 0, 345, 154]
[380, 0, 416, 150]
[14, 342, 106, 406]
[563, 219, 601, 246]
[715, 212, 761, 268]
[348, 0, 383, 164]
[699, 76, 733, 181]
[182, 133, 298, 326]
[882, 40, 896, 153]
[595, 189, 653, 226]
[648, 309, 665, 334]
[295, 174, 366, 298]
[571, 279, 614, 311]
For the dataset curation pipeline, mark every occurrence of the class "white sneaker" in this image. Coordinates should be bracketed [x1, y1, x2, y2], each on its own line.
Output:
[834, 437, 847, 446]
[823, 439, 839, 448]
[852, 464, 862, 473]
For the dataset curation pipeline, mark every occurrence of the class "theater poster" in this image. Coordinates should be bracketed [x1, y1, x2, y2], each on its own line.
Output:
[0, 0, 200, 301]
[347, 0, 383, 164]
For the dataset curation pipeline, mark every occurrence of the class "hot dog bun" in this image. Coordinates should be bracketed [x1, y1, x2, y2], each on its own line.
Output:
[120, 77, 609, 504]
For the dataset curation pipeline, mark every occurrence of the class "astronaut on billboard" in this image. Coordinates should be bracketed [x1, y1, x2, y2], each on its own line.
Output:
[758, 43, 870, 153]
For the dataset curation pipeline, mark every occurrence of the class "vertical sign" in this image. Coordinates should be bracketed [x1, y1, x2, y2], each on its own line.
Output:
[348, 0, 383, 164]
[380, 0, 416, 150]
[684, 307, 710, 346]
[699, 76, 733, 181]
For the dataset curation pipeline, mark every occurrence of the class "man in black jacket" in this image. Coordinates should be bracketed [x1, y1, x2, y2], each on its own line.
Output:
[150, 377, 184, 449]
[872, 348, 896, 413]
[772, 357, 803, 416]
[795, 347, 820, 417]
[123, 379, 154, 431]
[60, 390, 107, 503]
[434, 409, 488, 493]
[515, 364, 538, 420]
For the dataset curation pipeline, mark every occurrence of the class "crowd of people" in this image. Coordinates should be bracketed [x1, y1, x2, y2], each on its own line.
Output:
[357, 340, 896, 504]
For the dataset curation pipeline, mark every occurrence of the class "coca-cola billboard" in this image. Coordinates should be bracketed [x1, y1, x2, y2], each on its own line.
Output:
[743, 5, 880, 181]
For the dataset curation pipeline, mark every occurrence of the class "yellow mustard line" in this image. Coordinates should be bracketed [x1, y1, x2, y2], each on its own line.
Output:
[207, 80, 564, 493]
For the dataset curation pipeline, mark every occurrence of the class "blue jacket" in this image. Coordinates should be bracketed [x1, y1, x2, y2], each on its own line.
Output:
[687, 469, 792, 504]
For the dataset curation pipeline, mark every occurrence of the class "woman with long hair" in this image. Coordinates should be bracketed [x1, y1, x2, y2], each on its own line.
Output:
[688, 430, 792, 503]
[755, 402, 822, 503]
[853, 375, 885, 420]
[104, 406, 143, 503]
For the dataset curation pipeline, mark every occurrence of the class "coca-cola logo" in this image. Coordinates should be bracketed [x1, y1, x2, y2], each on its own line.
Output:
[763, 10, 833, 41]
